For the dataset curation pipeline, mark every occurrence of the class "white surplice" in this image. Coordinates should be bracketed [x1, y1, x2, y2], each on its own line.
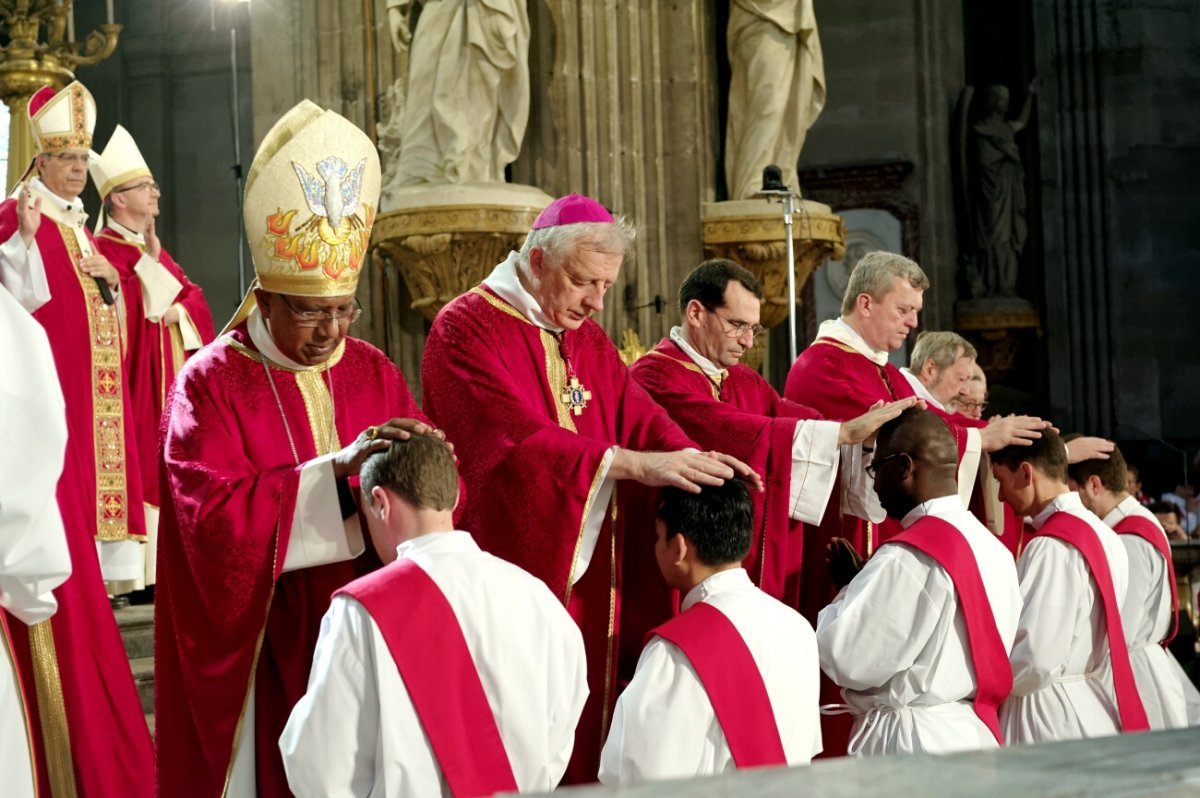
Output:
[1000, 492, 1130, 744]
[669, 326, 883, 525]
[0, 284, 72, 798]
[599, 568, 821, 786]
[280, 531, 588, 798]
[1103, 496, 1191, 729]
[816, 495, 1020, 755]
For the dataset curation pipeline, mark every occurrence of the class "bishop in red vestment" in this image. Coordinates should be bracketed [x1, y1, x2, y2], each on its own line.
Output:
[423, 194, 759, 784]
[627, 259, 913, 645]
[154, 101, 435, 798]
[0, 82, 153, 798]
[91, 124, 215, 592]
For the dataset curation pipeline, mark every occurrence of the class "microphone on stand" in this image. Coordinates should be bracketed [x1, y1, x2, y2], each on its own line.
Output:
[759, 164, 790, 194]
[752, 164, 802, 361]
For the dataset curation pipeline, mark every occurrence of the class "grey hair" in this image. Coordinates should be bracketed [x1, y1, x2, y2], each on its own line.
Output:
[516, 217, 637, 272]
[840, 251, 929, 316]
[910, 331, 977, 373]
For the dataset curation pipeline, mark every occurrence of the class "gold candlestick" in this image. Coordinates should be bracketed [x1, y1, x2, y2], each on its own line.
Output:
[0, 1, 121, 190]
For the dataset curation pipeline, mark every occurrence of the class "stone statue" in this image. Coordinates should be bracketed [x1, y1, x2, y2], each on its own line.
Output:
[380, 0, 530, 198]
[724, 0, 826, 201]
[969, 81, 1036, 298]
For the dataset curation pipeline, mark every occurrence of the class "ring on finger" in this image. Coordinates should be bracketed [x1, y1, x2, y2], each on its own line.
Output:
[365, 425, 380, 440]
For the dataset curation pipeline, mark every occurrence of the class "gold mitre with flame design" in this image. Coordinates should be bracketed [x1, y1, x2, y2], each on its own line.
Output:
[224, 101, 380, 333]
[29, 81, 96, 154]
[89, 124, 152, 200]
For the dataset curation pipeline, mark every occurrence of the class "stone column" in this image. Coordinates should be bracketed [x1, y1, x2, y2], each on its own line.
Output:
[512, 1, 722, 348]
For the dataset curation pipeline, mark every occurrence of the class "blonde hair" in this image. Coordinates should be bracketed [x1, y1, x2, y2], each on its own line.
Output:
[841, 251, 929, 316]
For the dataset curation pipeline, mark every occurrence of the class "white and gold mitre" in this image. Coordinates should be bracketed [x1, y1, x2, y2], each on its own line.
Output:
[29, 81, 96, 154]
[89, 124, 152, 200]
[245, 100, 379, 297]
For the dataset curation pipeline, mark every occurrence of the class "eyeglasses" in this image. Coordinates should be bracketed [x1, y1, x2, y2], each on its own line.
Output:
[865, 451, 908, 479]
[276, 294, 362, 328]
[957, 400, 988, 412]
[710, 309, 765, 339]
[47, 152, 89, 165]
[114, 181, 161, 194]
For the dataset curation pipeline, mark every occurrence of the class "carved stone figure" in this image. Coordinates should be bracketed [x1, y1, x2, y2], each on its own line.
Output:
[381, 0, 530, 197]
[724, 0, 826, 201]
[969, 82, 1036, 298]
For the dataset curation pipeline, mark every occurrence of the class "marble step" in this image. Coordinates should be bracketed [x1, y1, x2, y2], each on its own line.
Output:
[115, 604, 154, 660]
[131, 655, 154, 716]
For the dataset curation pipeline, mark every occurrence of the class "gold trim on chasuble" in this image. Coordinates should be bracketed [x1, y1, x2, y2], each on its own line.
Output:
[61, 222, 139, 542]
[29, 620, 78, 798]
[1, 616, 41, 798]
[166, 322, 186, 405]
[219, 336, 345, 795]
[645, 350, 720, 400]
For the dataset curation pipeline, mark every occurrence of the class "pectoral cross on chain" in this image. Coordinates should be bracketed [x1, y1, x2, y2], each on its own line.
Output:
[560, 377, 592, 416]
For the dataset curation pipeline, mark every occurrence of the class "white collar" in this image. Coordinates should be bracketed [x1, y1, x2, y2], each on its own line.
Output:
[481, 251, 563, 332]
[1031, 490, 1081, 530]
[396, 530, 480, 561]
[816, 317, 890, 366]
[899, 367, 946, 411]
[107, 218, 146, 246]
[668, 326, 727, 379]
[1102, 494, 1143, 528]
[20, 177, 88, 228]
[680, 567, 753, 611]
[247, 306, 311, 371]
[900, 494, 967, 528]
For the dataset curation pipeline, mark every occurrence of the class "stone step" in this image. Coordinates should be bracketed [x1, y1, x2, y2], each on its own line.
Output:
[131, 655, 154, 716]
[115, 604, 154, 660]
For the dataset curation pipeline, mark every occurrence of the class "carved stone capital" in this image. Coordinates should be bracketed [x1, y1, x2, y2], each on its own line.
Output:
[371, 184, 553, 320]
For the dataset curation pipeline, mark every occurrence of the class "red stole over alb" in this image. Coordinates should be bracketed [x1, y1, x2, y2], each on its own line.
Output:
[650, 602, 787, 769]
[1031, 512, 1151, 733]
[337, 561, 517, 798]
[1113, 515, 1179, 646]
[884, 515, 1012, 742]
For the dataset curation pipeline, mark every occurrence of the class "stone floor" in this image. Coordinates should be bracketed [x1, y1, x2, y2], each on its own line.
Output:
[115, 604, 155, 735]
[557, 728, 1200, 797]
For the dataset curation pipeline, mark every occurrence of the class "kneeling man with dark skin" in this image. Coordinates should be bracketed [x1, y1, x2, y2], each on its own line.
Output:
[280, 435, 588, 796]
[817, 409, 1020, 755]
[991, 429, 1150, 743]
[599, 479, 821, 785]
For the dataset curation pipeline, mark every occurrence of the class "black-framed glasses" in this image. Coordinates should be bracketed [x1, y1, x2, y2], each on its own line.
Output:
[711, 309, 765, 339]
[957, 400, 988, 413]
[276, 293, 362, 328]
[865, 451, 908, 479]
[114, 181, 161, 194]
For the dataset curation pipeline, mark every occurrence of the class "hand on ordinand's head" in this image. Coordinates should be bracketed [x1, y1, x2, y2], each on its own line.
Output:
[359, 433, 459, 563]
[869, 407, 959, 522]
[654, 478, 754, 593]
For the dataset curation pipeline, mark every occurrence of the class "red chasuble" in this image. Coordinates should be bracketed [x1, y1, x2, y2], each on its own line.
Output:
[154, 325, 427, 798]
[0, 200, 153, 798]
[423, 286, 696, 783]
[627, 338, 822, 651]
[96, 229, 215, 514]
[1031, 513, 1151, 733]
[337, 561, 518, 798]
[650, 602, 787, 769]
[884, 516, 1013, 742]
[1114, 515, 1179, 646]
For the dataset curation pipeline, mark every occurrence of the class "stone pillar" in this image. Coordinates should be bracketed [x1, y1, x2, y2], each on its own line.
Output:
[512, 1, 722, 347]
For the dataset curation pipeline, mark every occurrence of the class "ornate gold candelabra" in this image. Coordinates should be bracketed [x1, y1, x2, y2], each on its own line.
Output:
[0, 0, 121, 190]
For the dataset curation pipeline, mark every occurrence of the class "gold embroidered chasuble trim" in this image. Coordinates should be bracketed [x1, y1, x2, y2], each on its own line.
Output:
[29, 620, 77, 798]
[645, 350, 721, 400]
[61, 222, 140, 542]
[218, 335, 346, 795]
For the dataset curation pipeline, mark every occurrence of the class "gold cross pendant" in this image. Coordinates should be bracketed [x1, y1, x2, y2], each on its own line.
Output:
[560, 377, 592, 416]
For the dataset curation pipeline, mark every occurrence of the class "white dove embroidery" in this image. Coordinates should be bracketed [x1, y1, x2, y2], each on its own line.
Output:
[291, 156, 367, 229]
